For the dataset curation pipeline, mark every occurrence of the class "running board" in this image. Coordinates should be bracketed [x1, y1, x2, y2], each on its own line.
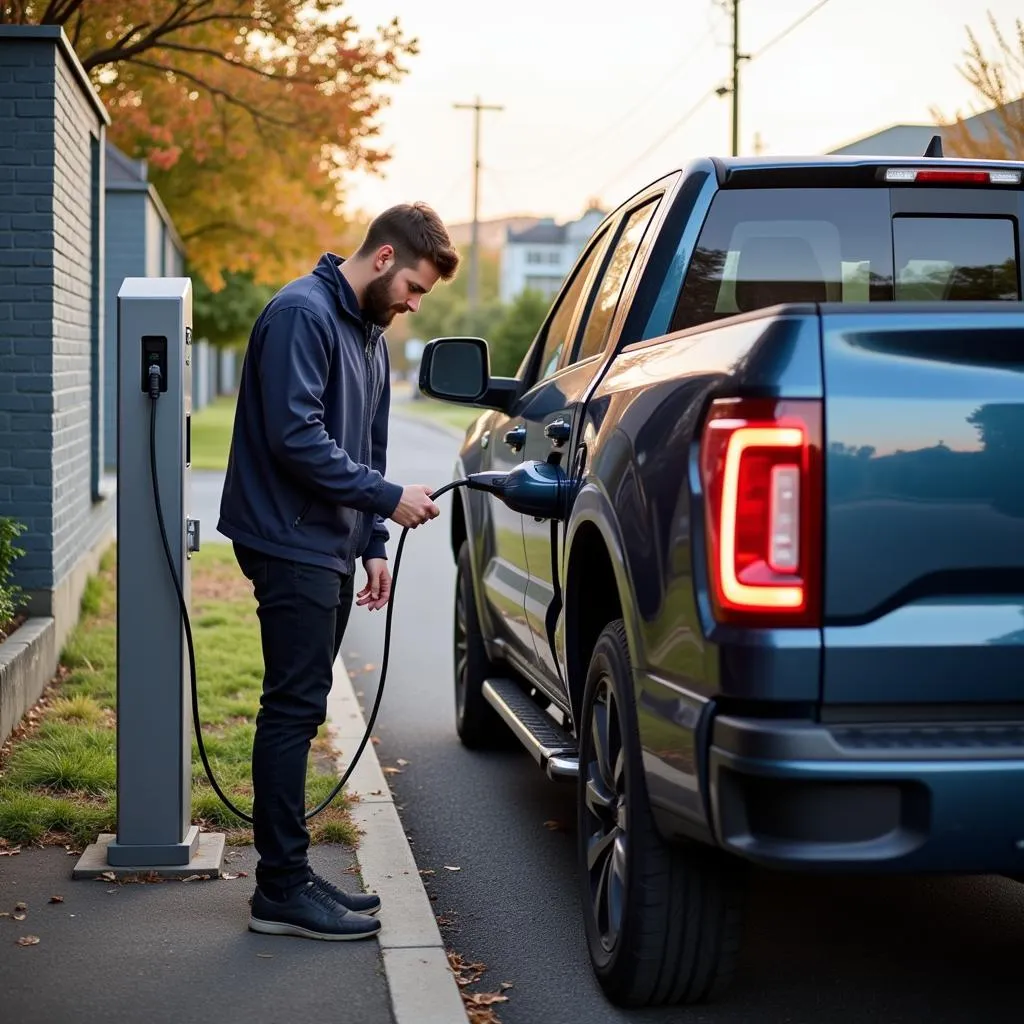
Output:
[482, 678, 579, 781]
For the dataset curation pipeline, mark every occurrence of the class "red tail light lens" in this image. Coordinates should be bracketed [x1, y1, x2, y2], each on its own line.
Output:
[699, 398, 822, 627]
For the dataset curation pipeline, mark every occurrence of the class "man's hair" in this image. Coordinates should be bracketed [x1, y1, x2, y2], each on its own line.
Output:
[357, 202, 459, 280]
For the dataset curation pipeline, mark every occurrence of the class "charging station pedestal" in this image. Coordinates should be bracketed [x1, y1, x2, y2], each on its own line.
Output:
[74, 278, 224, 879]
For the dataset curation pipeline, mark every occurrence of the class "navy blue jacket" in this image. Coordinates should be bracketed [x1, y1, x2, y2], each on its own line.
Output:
[218, 253, 403, 576]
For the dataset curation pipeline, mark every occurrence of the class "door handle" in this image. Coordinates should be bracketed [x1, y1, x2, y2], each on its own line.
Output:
[544, 417, 571, 447]
[503, 424, 526, 451]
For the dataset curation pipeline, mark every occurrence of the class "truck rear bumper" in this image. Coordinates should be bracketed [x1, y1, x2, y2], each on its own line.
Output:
[708, 714, 1024, 874]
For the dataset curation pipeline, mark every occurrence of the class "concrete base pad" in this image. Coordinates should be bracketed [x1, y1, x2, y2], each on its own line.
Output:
[72, 832, 226, 880]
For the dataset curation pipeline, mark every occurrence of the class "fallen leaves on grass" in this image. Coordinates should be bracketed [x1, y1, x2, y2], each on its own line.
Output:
[16, 936, 40, 947]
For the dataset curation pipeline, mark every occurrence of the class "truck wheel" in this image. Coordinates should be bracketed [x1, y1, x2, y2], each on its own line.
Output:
[577, 620, 744, 1007]
[453, 542, 512, 749]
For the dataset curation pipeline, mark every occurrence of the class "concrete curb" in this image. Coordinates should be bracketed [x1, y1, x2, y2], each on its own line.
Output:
[326, 655, 468, 1024]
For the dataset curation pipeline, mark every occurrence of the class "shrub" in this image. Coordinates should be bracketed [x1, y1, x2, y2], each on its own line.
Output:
[0, 517, 26, 632]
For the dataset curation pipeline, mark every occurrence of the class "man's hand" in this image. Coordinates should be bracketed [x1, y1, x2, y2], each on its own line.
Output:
[358, 558, 392, 611]
[390, 484, 440, 529]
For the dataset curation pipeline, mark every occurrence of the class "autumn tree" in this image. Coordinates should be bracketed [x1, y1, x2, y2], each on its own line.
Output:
[933, 11, 1024, 160]
[0, 1, 416, 290]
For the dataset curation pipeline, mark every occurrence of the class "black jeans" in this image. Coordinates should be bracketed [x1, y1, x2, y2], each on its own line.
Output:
[234, 543, 354, 896]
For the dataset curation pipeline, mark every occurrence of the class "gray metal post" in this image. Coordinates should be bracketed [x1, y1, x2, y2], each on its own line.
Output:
[108, 280, 197, 867]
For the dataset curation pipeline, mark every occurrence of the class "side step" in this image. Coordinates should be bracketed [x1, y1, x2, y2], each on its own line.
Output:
[482, 678, 579, 781]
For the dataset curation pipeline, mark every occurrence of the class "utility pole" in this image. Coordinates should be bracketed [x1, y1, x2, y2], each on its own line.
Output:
[453, 95, 503, 313]
[731, 0, 741, 156]
[716, 1, 747, 155]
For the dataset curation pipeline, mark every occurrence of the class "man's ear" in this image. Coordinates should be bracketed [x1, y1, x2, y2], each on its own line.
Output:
[374, 244, 395, 273]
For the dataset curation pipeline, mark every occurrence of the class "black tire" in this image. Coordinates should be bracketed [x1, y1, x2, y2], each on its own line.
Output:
[577, 620, 744, 1007]
[453, 541, 514, 749]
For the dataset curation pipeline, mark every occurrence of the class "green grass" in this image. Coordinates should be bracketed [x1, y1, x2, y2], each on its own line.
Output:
[0, 544, 356, 850]
[190, 394, 237, 471]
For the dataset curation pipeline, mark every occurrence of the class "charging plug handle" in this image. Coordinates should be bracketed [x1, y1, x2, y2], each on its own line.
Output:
[467, 460, 566, 520]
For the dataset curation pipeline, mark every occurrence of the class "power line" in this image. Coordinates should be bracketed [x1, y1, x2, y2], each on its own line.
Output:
[594, 86, 720, 198]
[507, 9, 726, 180]
[595, 0, 837, 197]
[749, 0, 833, 61]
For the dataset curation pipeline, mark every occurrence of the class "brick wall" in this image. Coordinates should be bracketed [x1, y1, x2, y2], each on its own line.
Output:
[0, 26, 113, 624]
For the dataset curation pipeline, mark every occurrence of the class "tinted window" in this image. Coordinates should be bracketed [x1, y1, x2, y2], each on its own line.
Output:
[572, 199, 659, 363]
[893, 216, 1019, 300]
[672, 188, 893, 331]
[528, 229, 607, 385]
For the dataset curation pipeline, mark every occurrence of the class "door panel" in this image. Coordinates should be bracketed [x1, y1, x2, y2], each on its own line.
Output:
[478, 227, 613, 667]
[522, 195, 663, 689]
[479, 408, 535, 662]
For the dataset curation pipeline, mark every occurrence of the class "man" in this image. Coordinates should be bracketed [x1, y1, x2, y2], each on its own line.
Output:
[218, 203, 459, 941]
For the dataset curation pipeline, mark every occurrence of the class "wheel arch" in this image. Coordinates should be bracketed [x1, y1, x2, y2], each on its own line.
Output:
[564, 484, 642, 729]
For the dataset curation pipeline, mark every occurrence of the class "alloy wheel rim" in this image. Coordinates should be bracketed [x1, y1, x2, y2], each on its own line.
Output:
[454, 573, 469, 716]
[583, 673, 627, 953]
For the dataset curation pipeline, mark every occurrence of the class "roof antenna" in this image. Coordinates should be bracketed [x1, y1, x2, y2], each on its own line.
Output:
[924, 134, 943, 158]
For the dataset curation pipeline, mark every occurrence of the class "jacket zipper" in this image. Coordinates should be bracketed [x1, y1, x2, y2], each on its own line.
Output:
[358, 326, 377, 553]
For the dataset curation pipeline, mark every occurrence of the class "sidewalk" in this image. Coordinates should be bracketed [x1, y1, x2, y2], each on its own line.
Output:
[0, 843, 389, 1024]
[0, 655, 467, 1024]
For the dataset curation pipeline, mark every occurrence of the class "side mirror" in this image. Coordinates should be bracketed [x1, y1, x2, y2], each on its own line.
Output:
[418, 336, 517, 413]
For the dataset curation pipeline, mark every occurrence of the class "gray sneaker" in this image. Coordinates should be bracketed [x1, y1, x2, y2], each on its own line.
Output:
[249, 880, 382, 941]
[310, 871, 382, 916]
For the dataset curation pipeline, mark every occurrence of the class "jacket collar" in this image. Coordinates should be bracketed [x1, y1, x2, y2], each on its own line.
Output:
[312, 252, 387, 347]
[313, 252, 363, 326]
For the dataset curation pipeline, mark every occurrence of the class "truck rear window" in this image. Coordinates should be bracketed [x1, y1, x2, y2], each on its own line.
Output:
[671, 188, 1021, 331]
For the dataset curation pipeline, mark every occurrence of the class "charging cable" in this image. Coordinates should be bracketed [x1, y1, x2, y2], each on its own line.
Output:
[147, 365, 466, 824]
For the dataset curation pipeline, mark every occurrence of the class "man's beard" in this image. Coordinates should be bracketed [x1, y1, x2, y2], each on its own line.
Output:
[363, 267, 403, 327]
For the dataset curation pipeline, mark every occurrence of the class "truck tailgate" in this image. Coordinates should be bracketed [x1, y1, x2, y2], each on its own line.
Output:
[821, 305, 1024, 706]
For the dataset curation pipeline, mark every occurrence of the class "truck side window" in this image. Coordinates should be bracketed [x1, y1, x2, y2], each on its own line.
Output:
[571, 198, 660, 365]
[671, 188, 893, 332]
[893, 216, 1019, 300]
[525, 228, 609, 388]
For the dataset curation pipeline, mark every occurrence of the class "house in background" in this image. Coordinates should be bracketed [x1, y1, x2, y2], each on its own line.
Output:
[104, 142, 238, 470]
[827, 100, 1023, 157]
[500, 204, 605, 303]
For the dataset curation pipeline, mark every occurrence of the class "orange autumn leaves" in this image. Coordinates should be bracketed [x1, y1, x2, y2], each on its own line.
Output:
[22, 1, 418, 289]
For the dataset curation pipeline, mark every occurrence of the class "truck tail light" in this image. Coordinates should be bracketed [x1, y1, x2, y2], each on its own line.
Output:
[699, 398, 822, 627]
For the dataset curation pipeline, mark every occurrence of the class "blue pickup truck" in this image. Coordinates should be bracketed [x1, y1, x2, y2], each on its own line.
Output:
[417, 148, 1024, 1009]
